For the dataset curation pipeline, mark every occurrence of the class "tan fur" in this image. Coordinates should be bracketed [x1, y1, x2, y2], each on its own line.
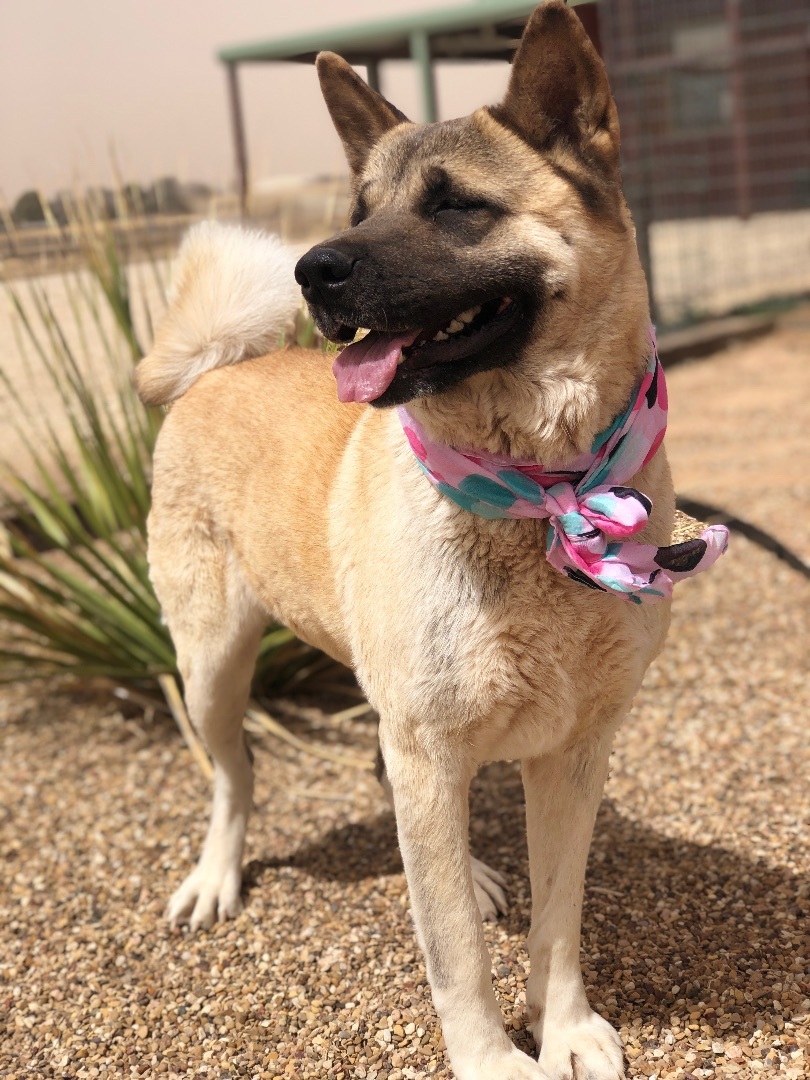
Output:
[139, 5, 678, 1078]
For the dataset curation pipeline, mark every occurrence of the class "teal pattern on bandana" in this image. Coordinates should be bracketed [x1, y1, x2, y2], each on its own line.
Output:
[397, 334, 729, 604]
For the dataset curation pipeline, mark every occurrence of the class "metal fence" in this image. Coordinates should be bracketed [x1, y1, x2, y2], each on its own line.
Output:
[600, 0, 810, 327]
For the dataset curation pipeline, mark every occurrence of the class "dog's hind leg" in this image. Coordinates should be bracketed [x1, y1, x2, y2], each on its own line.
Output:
[375, 746, 507, 921]
[151, 518, 266, 931]
[469, 856, 507, 921]
[523, 734, 625, 1080]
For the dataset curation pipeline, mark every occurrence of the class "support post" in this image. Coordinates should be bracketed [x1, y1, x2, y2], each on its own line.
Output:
[409, 30, 437, 122]
[226, 62, 249, 218]
[366, 58, 381, 93]
[726, 0, 751, 220]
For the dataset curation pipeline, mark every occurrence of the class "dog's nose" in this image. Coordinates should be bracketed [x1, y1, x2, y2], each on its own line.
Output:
[294, 247, 356, 301]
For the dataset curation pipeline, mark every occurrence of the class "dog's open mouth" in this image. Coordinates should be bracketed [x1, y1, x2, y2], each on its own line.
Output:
[332, 297, 519, 403]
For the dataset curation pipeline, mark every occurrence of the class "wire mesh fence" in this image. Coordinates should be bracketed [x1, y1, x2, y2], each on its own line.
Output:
[600, 0, 810, 327]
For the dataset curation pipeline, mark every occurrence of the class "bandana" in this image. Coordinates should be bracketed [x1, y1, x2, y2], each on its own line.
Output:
[397, 336, 729, 604]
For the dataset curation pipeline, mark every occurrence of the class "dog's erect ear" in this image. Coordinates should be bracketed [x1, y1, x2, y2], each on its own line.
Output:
[316, 52, 410, 176]
[490, 0, 619, 173]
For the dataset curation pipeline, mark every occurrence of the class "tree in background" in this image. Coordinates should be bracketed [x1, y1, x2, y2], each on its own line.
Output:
[11, 190, 46, 225]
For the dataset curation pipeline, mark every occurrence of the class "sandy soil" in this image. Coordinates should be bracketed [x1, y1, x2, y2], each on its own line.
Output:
[665, 307, 810, 554]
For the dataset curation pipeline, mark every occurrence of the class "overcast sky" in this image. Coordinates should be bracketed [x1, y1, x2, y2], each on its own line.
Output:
[1, 0, 511, 204]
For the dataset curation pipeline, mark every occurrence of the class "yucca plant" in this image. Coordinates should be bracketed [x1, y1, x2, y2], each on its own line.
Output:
[0, 197, 368, 773]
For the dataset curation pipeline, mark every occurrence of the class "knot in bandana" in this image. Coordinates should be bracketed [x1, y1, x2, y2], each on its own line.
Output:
[397, 336, 729, 604]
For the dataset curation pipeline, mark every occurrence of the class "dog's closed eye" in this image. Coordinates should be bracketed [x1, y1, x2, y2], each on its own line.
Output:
[433, 197, 495, 219]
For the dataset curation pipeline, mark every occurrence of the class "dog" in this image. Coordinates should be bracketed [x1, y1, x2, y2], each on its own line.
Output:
[135, 4, 728, 1077]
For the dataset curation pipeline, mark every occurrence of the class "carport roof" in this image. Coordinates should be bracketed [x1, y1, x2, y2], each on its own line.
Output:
[217, 0, 590, 65]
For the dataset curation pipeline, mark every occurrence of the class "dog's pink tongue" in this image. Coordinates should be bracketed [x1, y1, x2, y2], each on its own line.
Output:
[332, 329, 419, 403]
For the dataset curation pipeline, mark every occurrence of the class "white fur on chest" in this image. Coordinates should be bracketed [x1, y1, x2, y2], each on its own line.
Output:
[330, 424, 666, 762]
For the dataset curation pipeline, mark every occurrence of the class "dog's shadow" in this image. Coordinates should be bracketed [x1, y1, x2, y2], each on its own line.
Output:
[245, 760, 809, 1038]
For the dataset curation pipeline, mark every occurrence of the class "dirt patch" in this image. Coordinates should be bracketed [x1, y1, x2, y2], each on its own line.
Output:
[665, 308, 810, 555]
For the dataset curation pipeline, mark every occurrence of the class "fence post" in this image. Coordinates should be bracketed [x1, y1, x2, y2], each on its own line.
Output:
[410, 30, 438, 123]
[226, 63, 249, 218]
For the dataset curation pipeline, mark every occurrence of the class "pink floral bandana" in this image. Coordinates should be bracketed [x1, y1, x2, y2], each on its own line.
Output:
[397, 338, 729, 604]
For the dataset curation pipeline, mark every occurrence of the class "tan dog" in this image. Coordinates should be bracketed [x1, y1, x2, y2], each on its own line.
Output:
[137, 4, 675, 1077]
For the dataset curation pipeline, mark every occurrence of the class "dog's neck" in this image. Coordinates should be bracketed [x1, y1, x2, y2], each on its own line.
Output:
[399, 322, 660, 486]
[406, 297, 652, 467]
[397, 345, 730, 602]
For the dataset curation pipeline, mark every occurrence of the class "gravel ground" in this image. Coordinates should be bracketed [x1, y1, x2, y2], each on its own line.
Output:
[1, 321, 809, 1079]
[665, 308, 810, 555]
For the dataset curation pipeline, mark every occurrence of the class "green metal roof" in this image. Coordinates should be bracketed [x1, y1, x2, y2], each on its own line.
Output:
[217, 0, 591, 65]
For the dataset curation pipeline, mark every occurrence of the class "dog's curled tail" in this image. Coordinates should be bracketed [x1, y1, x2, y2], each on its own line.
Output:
[135, 222, 301, 406]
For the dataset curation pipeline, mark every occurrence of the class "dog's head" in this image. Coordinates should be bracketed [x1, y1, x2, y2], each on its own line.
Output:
[296, 0, 649, 456]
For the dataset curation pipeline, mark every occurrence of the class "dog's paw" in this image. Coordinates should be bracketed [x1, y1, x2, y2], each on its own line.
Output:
[166, 865, 243, 931]
[535, 1010, 624, 1080]
[456, 1044, 547, 1080]
[471, 855, 507, 921]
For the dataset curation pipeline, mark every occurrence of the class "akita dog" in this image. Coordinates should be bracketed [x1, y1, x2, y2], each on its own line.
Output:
[136, 3, 726, 1077]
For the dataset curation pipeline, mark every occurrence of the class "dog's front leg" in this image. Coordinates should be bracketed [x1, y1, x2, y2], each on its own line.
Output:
[523, 736, 625, 1080]
[384, 737, 545, 1080]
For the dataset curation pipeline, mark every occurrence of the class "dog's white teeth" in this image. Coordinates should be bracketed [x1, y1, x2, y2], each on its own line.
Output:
[432, 306, 481, 342]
